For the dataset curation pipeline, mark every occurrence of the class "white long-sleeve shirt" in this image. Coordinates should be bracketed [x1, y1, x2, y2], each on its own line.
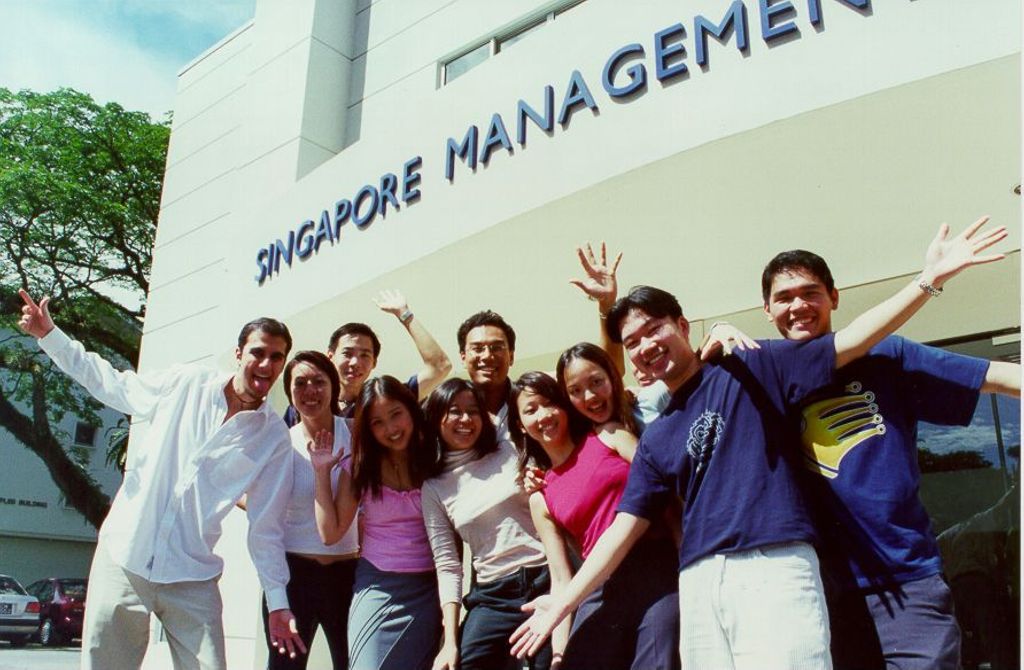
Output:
[283, 416, 359, 555]
[38, 328, 294, 611]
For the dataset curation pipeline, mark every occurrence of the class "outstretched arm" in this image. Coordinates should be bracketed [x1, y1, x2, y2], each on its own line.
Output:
[983, 361, 1021, 397]
[570, 242, 625, 376]
[528, 493, 576, 664]
[374, 290, 452, 399]
[835, 216, 1008, 368]
[17, 289, 167, 417]
[510, 511, 650, 659]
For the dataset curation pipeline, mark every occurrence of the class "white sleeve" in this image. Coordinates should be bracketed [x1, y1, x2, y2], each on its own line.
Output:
[421, 480, 463, 606]
[245, 430, 294, 612]
[633, 380, 672, 431]
[37, 327, 174, 419]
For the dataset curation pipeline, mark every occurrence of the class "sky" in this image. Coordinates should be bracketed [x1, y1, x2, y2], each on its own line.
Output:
[0, 0, 256, 120]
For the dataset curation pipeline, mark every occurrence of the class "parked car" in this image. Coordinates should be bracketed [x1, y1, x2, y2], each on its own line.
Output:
[0, 574, 40, 647]
[24, 577, 87, 646]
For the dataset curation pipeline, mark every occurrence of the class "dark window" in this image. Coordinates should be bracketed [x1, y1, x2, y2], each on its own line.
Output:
[74, 422, 97, 446]
[0, 577, 26, 595]
[920, 332, 1020, 670]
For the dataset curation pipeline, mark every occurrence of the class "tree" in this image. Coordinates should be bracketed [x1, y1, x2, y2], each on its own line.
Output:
[918, 446, 992, 474]
[0, 88, 169, 529]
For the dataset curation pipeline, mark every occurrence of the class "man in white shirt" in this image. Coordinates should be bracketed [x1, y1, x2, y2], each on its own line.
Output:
[17, 290, 304, 670]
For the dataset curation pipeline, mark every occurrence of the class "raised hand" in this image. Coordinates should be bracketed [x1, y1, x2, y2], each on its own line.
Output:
[306, 429, 339, 474]
[921, 216, 1008, 289]
[17, 289, 55, 339]
[570, 242, 623, 313]
[373, 289, 410, 318]
[268, 609, 308, 659]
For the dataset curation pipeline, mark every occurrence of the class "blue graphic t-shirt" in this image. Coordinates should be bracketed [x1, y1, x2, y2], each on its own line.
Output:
[797, 336, 988, 590]
[618, 334, 835, 571]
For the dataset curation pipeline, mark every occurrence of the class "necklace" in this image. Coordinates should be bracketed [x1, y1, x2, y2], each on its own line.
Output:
[229, 382, 261, 410]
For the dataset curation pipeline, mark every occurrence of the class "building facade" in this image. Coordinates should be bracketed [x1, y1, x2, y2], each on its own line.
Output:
[140, 0, 1020, 667]
[0, 398, 124, 590]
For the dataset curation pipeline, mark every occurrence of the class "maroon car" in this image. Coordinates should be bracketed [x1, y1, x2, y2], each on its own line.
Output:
[25, 578, 87, 646]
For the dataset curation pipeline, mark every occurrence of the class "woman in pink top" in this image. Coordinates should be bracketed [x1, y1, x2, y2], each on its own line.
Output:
[510, 371, 679, 670]
[310, 376, 440, 670]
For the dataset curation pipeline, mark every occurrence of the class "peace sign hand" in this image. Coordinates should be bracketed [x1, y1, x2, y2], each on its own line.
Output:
[17, 289, 55, 339]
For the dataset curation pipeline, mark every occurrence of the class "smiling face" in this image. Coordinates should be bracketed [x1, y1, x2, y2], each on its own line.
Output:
[330, 334, 377, 399]
[289, 361, 332, 421]
[367, 396, 414, 453]
[619, 308, 696, 393]
[516, 389, 569, 448]
[461, 325, 514, 389]
[563, 357, 615, 425]
[439, 389, 484, 451]
[234, 329, 289, 399]
[764, 268, 838, 341]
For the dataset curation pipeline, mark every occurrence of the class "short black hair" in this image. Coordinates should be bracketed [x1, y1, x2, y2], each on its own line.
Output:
[457, 310, 516, 353]
[761, 250, 835, 303]
[237, 317, 292, 355]
[328, 323, 381, 359]
[423, 378, 499, 477]
[605, 286, 683, 344]
[283, 350, 341, 417]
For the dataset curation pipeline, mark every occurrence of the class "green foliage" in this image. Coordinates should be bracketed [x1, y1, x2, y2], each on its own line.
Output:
[0, 87, 169, 528]
[918, 447, 993, 474]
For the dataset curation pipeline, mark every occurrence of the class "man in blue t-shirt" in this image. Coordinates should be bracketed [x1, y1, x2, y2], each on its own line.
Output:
[509, 217, 1011, 669]
[760, 225, 1020, 668]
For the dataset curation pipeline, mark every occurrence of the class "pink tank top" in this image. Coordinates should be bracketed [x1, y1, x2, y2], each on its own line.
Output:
[542, 433, 630, 558]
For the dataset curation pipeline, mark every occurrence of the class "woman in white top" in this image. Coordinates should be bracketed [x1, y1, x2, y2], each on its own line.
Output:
[262, 350, 359, 670]
[421, 379, 554, 670]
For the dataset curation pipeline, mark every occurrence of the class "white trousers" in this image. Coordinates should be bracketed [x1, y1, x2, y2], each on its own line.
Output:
[81, 541, 226, 670]
[678, 541, 832, 670]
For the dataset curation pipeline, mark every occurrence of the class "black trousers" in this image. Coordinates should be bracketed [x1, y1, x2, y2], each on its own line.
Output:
[261, 553, 357, 670]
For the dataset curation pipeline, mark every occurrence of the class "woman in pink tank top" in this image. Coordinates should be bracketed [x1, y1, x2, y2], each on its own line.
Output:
[510, 369, 679, 670]
[310, 376, 440, 670]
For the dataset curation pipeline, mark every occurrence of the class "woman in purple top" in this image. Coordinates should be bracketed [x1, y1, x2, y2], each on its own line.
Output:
[511, 370, 679, 670]
[310, 376, 440, 670]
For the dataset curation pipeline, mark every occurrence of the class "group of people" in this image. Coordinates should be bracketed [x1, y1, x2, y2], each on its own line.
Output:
[15, 216, 1020, 670]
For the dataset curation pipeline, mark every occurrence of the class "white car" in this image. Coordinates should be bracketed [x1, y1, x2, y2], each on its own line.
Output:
[0, 575, 40, 647]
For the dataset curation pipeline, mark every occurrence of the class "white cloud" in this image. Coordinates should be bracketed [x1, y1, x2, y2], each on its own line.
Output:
[0, 3, 181, 119]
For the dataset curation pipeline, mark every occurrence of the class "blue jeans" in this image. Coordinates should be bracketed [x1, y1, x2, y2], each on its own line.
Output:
[460, 564, 552, 670]
[564, 537, 680, 670]
[827, 572, 959, 670]
[261, 553, 355, 670]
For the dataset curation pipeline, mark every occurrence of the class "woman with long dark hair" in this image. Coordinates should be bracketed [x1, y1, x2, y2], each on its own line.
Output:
[421, 378, 553, 670]
[310, 376, 440, 670]
[263, 350, 355, 669]
[511, 371, 679, 670]
[556, 343, 637, 435]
